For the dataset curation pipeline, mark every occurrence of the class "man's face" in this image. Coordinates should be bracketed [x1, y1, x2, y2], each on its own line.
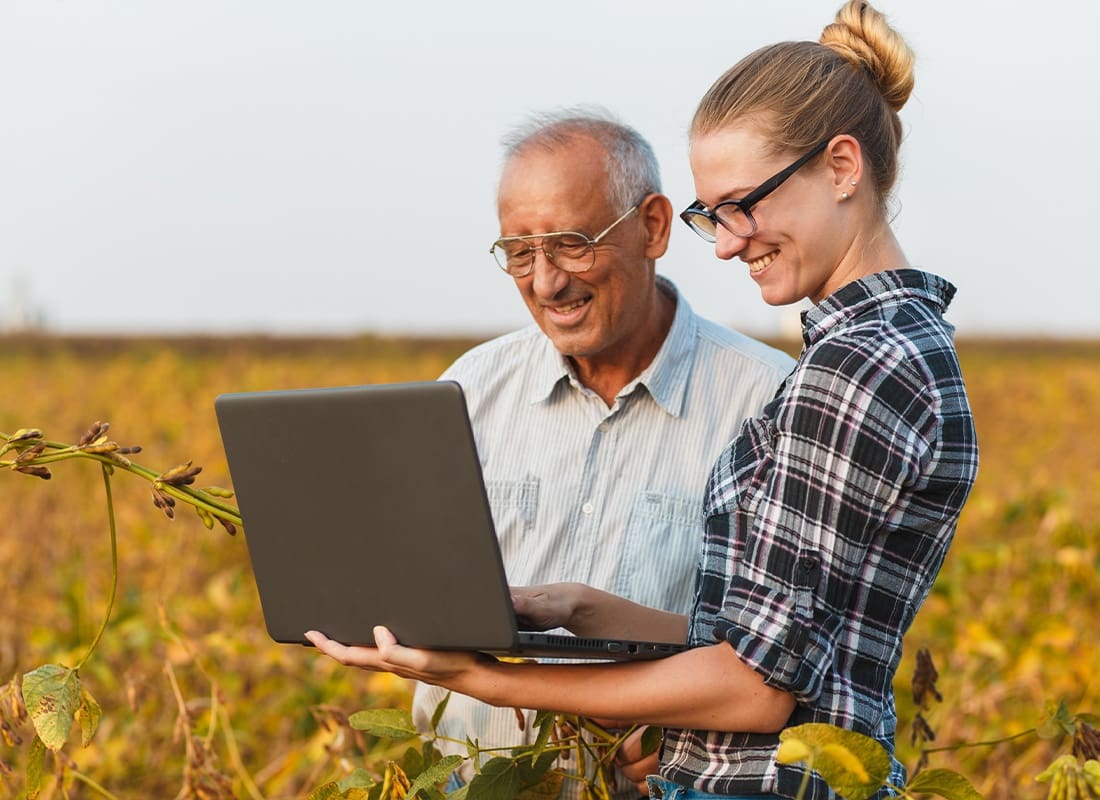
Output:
[497, 139, 656, 363]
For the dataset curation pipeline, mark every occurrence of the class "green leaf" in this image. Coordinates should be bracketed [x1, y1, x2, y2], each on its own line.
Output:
[465, 757, 519, 800]
[778, 723, 891, 800]
[528, 712, 555, 761]
[348, 707, 418, 739]
[308, 772, 374, 800]
[337, 768, 376, 791]
[76, 687, 102, 747]
[21, 664, 81, 751]
[515, 770, 564, 799]
[905, 768, 984, 800]
[430, 692, 451, 733]
[401, 744, 425, 777]
[640, 725, 663, 758]
[445, 784, 469, 800]
[1038, 700, 1076, 739]
[24, 735, 47, 800]
[405, 754, 464, 798]
[306, 780, 342, 800]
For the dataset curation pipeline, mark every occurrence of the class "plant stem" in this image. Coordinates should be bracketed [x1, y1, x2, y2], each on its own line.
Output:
[70, 769, 125, 800]
[219, 704, 267, 800]
[922, 727, 1036, 753]
[75, 465, 118, 672]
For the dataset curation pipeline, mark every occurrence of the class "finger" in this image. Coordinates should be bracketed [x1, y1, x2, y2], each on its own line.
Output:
[618, 750, 659, 785]
[373, 625, 398, 648]
[304, 630, 383, 670]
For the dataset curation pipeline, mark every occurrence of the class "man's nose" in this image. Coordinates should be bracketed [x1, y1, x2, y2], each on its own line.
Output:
[529, 249, 570, 297]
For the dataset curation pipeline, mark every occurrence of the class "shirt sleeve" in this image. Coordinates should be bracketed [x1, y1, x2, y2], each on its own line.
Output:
[714, 332, 939, 703]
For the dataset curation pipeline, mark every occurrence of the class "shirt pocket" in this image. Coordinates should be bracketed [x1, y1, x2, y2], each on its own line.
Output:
[615, 491, 703, 614]
[484, 477, 540, 541]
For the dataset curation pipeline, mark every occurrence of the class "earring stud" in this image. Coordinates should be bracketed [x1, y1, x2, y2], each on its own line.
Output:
[850, 180, 857, 186]
[841, 192, 850, 200]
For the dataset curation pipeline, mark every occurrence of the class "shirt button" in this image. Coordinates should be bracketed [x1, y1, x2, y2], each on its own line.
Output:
[597, 422, 610, 433]
[581, 501, 594, 514]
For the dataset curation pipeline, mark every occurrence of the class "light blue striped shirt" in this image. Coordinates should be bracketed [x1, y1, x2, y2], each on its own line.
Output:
[412, 277, 794, 798]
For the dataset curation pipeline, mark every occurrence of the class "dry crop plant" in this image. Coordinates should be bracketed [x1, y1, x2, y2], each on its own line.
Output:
[2, 420, 1097, 800]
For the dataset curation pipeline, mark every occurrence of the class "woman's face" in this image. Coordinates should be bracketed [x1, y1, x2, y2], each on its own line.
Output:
[689, 124, 858, 307]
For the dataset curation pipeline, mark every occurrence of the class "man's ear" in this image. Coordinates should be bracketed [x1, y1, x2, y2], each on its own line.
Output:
[639, 193, 673, 260]
[825, 134, 864, 198]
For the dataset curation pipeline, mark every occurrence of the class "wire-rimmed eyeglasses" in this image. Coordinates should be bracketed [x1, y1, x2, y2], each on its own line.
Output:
[680, 139, 831, 242]
[490, 204, 640, 278]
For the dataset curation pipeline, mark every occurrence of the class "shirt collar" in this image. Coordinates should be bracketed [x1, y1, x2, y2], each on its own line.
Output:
[801, 268, 957, 347]
[527, 276, 697, 418]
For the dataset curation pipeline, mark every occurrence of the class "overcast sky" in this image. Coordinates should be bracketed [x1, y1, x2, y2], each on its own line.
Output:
[2, 1, 1097, 339]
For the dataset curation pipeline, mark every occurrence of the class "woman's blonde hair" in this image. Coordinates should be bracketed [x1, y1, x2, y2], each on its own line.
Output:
[691, 0, 915, 208]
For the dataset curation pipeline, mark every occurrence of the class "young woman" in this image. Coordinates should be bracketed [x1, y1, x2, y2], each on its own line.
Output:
[307, 3, 979, 797]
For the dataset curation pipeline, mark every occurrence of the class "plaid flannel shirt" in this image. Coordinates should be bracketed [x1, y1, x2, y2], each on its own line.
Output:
[660, 269, 979, 799]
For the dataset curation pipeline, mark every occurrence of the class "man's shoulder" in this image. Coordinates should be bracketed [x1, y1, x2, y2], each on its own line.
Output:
[689, 313, 796, 379]
[441, 325, 548, 383]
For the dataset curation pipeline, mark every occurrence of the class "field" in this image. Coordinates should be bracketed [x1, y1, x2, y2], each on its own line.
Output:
[0, 333, 1097, 799]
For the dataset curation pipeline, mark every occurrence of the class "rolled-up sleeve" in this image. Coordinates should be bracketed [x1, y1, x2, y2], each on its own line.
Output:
[711, 333, 937, 702]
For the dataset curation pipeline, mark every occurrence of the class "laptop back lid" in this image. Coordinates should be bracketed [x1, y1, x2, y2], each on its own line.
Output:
[214, 381, 522, 652]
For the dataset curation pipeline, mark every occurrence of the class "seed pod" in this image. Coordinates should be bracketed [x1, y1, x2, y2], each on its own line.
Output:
[217, 517, 237, 536]
[196, 507, 215, 530]
[78, 422, 109, 447]
[14, 465, 51, 480]
[513, 707, 526, 731]
[159, 460, 203, 487]
[1074, 769, 1092, 800]
[1083, 761, 1100, 793]
[7, 428, 44, 444]
[152, 489, 176, 519]
[203, 486, 236, 499]
[0, 720, 21, 747]
[83, 440, 121, 454]
[1051, 766, 1066, 800]
[1075, 723, 1100, 762]
[13, 442, 46, 463]
[912, 648, 942, 710]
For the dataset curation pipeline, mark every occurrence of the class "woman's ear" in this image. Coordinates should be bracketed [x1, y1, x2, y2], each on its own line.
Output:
[825, 135, 864, 201]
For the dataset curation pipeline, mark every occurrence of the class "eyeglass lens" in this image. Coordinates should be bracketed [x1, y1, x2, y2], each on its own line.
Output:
[493, 233, 595, 276]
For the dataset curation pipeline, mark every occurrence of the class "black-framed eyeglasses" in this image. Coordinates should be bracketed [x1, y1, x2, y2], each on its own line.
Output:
[680, 138, 831, 242]
[490, 204, 640, 278]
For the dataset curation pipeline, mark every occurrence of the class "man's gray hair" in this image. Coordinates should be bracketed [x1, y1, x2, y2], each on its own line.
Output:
[500, 106, 662, 214]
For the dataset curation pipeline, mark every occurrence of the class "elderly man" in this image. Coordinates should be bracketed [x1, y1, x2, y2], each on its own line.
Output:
[412, 109, 794, 798]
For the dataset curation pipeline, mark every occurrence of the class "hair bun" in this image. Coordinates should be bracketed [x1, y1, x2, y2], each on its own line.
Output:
[820, 0, 914, 112]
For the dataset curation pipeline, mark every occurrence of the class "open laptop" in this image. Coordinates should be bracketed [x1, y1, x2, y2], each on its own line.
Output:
[214, 380, 687, 661]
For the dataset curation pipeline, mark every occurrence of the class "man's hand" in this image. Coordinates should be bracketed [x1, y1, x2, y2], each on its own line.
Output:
[304, 627, 484, 686]
[613, 724, 661, 797]
[510, 583, 583, 631]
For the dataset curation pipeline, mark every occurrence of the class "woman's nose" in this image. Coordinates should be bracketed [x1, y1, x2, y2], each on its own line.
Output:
[714, 225, 750, 261]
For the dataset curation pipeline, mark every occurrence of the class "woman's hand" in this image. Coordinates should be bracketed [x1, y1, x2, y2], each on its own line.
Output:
[304, 627, 485, 686]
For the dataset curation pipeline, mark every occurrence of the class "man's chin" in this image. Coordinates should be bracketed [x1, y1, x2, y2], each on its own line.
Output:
[544, 328, 601, 359]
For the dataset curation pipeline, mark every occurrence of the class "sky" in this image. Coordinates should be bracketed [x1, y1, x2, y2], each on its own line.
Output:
[1, 1, 1098, 339]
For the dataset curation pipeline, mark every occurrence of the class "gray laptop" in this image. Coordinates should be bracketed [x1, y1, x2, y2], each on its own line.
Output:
[213, 380, 687, 661]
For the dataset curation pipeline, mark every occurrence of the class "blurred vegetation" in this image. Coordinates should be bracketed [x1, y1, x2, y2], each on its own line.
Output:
[0, 333, 1097, 799]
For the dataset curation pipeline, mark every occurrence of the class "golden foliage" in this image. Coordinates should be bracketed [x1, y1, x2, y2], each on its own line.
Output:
[0, 334, 1097, 799]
